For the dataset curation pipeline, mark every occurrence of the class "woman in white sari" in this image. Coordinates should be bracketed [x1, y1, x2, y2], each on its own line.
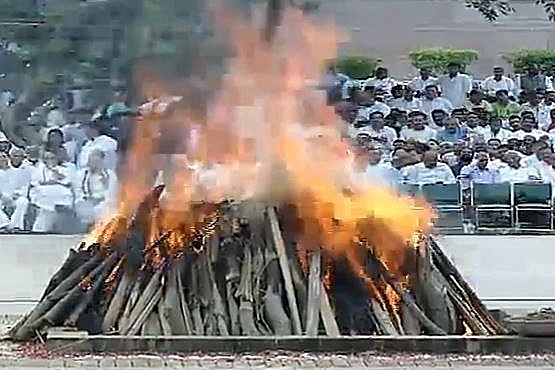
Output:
[30, 150, 77, 232]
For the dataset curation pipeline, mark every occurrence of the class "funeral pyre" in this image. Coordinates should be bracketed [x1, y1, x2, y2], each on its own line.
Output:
[9, 184, 506, 340]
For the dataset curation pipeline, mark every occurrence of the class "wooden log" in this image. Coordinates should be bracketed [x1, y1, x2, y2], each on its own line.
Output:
[263, 290, 292, 335]
[236, 239, 260, 336]
[127, 286, 163, 335]
[428, 238, 507, 334]
[175, 261, 194, 334]
[319, 282, 340, 337]
[416, 241, 456, 334]
[160, 262, 188, 335]
[226, 281, 241, 335]
[41, 248, 90, 299]
[189, 258, 205, 335]
[118, 278, 142, 332]
[102, 271, 132, 332]
[65, 255, 119, 326]
[204, 253, 229, 336]
[158, 302, 172, 336]
[120, 267, 164, 335]
[11, 253, 103, 341]
[401, 304, 421, 335]
[143, 310, 163, 335]
[368, 249, 446, 335]
[305, 251, 321, 336]
[371, 299, 399, 336]
[446, 284, 489, 334]
[267, 207, 302, 335]
[39, 253, 119, 328]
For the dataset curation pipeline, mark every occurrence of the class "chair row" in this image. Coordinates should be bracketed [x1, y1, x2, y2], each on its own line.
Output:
[398, 182, 553, 231]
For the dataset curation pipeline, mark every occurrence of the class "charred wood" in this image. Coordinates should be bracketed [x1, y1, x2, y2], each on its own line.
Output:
[367, 249, 446, 335]
[305, 251, 321, 336]
[267, 207, 302, 335]
[11, 253, 103, 341]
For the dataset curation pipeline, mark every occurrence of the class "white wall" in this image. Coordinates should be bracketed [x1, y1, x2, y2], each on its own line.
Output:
[0, 235, 81, 315]
[437, 235, 555, 315]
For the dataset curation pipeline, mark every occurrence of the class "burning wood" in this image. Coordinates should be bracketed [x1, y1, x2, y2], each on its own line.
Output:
[10, 188, 507, 341]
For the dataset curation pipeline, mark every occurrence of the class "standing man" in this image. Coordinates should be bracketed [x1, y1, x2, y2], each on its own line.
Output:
[483, 66, 516, 97]
[409, 67, 438, 97]
[438, 62, 472, 108]
[518, 64, 547, 95]
[438, 63, 472, 108]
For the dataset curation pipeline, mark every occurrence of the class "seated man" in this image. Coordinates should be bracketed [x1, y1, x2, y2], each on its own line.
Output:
[405, 149, 456, 185]
[459, 151, 500, 189]
[499, 150, 541, 183]
[30, 151, 77, 232]
[75, 150, 118, 229]
[0, 147, 32, 230]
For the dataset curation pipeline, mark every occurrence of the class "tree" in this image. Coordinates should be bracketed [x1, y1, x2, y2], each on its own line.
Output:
[465, 1, 555, 21]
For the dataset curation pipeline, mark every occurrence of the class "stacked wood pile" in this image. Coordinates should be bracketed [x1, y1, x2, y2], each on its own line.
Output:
[9, 186, 507, 341]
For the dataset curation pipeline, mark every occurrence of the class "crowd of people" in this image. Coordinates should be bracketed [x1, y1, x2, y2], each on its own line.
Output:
[329, 63, 555, 195]
[0, 109, 120, 233]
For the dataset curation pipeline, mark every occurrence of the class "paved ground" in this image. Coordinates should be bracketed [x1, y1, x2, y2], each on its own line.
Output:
[3, 349, 555, 368]
[0, 339, 553, 368]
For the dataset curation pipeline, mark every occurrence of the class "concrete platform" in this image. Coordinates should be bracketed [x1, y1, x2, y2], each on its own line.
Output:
[43, 334, 555, 355]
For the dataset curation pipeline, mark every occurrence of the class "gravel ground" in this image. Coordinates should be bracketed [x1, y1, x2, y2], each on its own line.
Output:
[0, 346, 552, 368]
[1, 316, 555, 367]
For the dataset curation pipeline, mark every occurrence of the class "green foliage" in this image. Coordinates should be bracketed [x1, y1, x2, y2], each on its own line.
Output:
[408, 48, 479, 74]
[330, 55, 379, 79]
[505, 49, 555, 73]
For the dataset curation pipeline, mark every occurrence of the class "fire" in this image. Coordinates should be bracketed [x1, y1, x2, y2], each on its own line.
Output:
[82, 0, 432, 312]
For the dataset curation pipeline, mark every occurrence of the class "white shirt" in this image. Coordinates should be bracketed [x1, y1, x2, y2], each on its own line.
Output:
[6, 162, 33, 197]
[419, 97, 453, 116]
[406, 162, 456, 185]
[387, 98, 423, 112]
[521, 103, 554, 131]
[438, 73, 473, 108]
[409, 76, 438, 93]
[540, 165, 555, 185]
[400, 126, 437, 143]
[489, 159, 508, 173]
[30, 162, 77, 211]
[0, 168, 10, 199]
[78, 135, 118, 170]
[482, 76, 516, 96]
[499, 166, 540, 183]
[356, 103, 391, 121]
[75, 168, 118, 204]
[350, 126, 398, 147]
[513, 129, 549, 141]
[481, 127, 513, 143]
[363, 77, 397, 93]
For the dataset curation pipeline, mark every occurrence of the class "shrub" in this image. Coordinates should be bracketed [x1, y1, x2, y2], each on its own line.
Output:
[408, 48, 479, 74]
[505, 49, 555, 74]
[329, 55, 380, 79]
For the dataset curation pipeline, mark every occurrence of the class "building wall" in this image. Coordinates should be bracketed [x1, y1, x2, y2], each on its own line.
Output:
[318, 0, 555, 78]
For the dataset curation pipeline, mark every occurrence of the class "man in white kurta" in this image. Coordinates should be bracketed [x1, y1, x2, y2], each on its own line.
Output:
[75, 149, 118, 228]
[30, 151, 77, 232]
[1, 147, 33, 229]
[77, 122, 118, 171]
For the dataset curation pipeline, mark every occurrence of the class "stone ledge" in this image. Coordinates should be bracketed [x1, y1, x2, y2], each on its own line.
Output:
[44, 334, 555, 354]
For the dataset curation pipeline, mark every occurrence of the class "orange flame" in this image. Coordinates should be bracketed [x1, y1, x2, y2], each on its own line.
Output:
[83, 2, 432, 306]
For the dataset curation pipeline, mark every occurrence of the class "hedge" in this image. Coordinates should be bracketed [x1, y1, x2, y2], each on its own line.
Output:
[329, 55, 379, 79]
[408, 48, 479, 74]
[505, 49, 555, 73]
